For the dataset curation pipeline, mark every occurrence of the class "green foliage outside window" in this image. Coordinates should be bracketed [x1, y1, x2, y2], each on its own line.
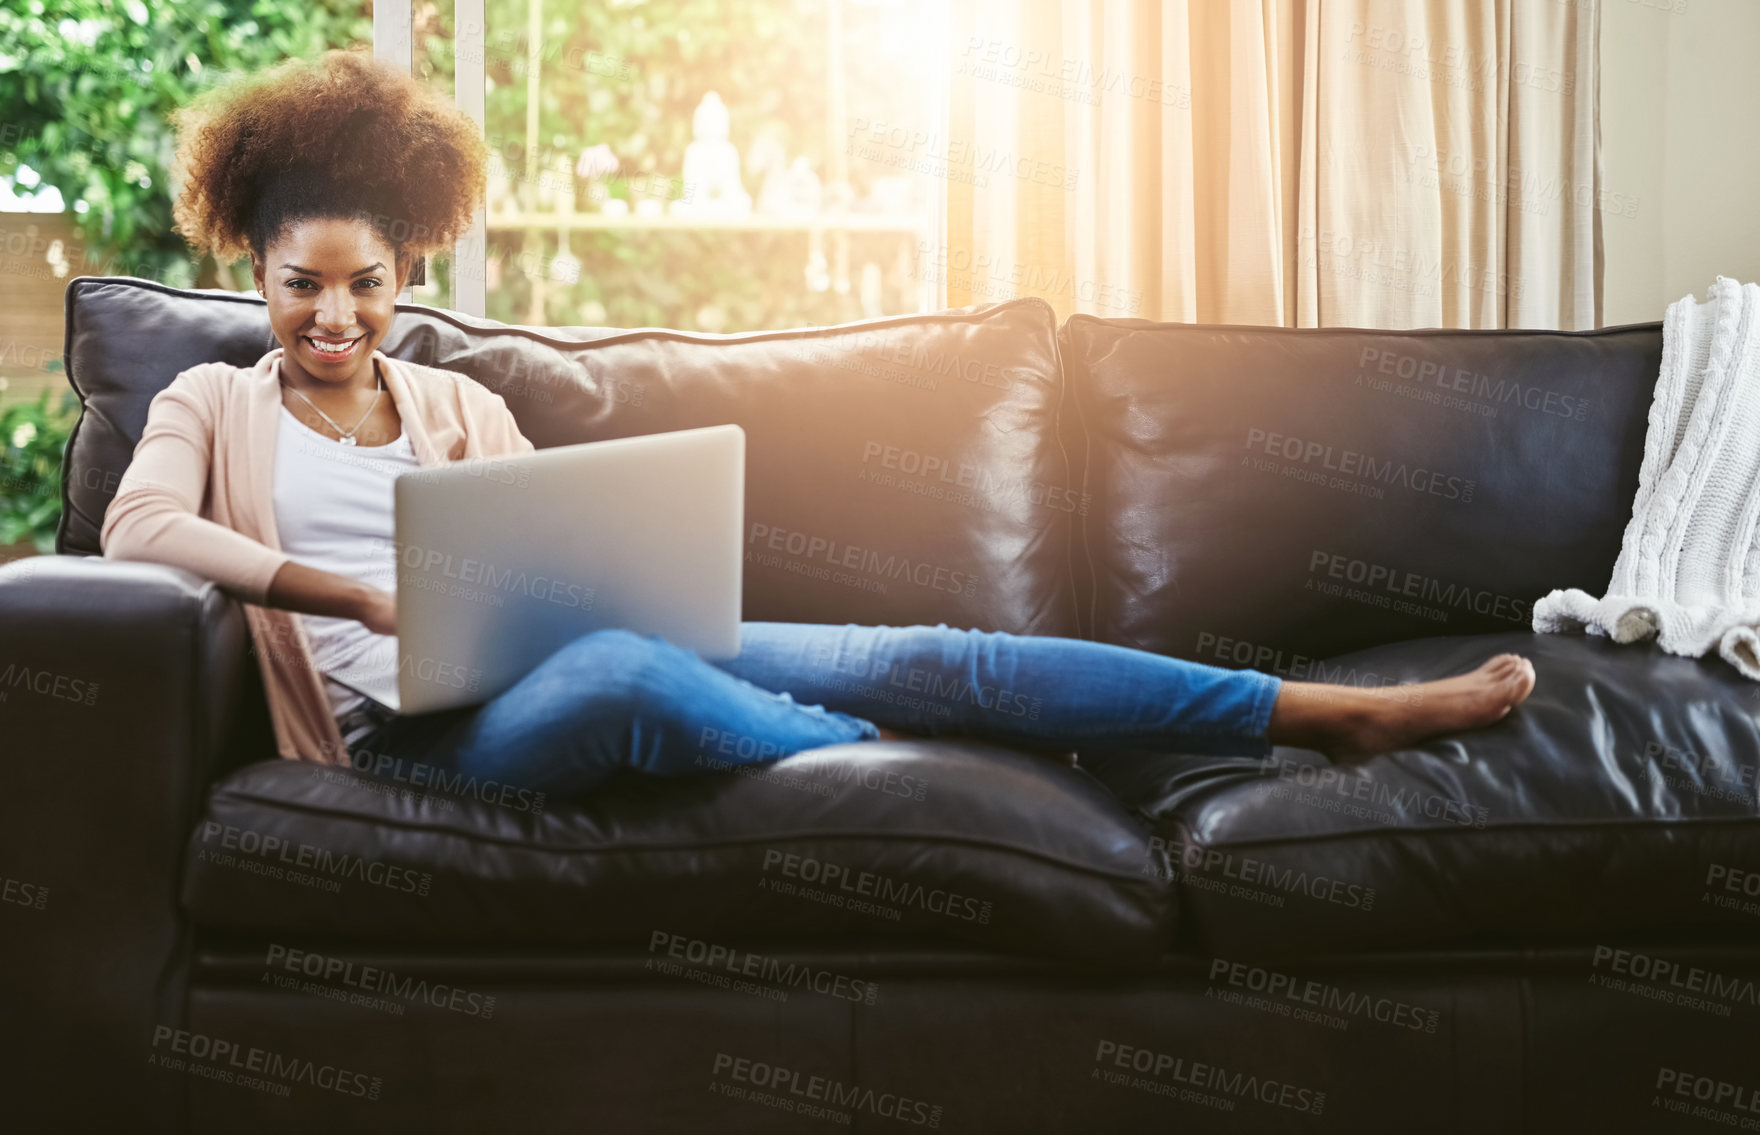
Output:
[0, 0, 371, 290]
[3, 0, 931, 324]
[0, 389, 79, 552]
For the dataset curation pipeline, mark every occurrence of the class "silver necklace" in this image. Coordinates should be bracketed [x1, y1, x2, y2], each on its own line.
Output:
[282, 366, 383, 446]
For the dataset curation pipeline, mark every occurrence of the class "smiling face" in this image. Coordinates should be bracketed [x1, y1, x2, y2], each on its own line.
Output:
[252, 216, 411, 388]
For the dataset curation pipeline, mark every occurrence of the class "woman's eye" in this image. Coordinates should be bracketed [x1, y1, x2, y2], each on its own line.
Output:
[281, 278, 380, 290]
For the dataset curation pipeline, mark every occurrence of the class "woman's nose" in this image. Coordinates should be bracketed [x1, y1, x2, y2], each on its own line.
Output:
[313, 287, 355, 332]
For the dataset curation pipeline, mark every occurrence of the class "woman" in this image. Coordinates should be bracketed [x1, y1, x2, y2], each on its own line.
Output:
[104, 49, 1536, 797]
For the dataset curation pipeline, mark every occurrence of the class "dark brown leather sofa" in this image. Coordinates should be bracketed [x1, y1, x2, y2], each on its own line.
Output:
[3, 276, 1758, 1134]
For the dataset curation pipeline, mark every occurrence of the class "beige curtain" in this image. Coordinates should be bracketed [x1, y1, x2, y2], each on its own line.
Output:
[941, 0, 1602, 329]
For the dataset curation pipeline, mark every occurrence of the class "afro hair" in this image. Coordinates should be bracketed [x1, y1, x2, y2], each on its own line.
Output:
[170, 48, 488, 268]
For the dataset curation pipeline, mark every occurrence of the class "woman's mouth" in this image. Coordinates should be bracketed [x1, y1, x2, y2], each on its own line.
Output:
[305, 334, 364, 362]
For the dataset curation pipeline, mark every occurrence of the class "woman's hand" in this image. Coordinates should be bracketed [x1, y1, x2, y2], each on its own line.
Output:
[357, 587, 397, 636]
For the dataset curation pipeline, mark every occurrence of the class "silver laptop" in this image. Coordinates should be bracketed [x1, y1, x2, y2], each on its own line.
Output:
[329, 423, 745, 716]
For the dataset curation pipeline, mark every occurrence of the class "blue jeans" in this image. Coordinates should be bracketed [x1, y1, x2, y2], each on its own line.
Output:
[343, 622, 1282, 799]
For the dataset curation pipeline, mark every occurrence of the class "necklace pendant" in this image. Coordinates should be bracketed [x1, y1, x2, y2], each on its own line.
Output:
[338, 435, 357, 446]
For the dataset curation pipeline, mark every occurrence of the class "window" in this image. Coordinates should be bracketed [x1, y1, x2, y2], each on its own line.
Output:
[389, 0, 950, 331]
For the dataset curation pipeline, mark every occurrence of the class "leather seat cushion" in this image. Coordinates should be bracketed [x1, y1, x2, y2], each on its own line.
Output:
[1082, 632, 1760, 959]
[181, 739, 1171, 962]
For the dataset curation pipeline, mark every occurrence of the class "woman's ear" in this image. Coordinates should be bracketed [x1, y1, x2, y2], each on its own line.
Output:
[396, 252, 424, 291]
[251, 258, 266, 296]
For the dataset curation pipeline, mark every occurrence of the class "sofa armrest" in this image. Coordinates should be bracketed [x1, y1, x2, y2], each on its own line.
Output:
[0, 555, 255, 1132]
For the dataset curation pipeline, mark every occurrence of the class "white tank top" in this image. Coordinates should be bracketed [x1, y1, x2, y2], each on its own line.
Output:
[271, 403, 419, 733]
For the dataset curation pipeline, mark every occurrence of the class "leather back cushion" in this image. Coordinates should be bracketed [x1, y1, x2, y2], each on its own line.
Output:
[1061, 317, 1663, 661]
[61, 277, 1080, 636]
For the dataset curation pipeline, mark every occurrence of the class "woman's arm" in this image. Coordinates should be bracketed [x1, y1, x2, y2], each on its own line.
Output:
[265, 560, 395, 635]
[101, 371, 296, 603]
[459, 378, 537, 458]
[102, 370, 388, 635]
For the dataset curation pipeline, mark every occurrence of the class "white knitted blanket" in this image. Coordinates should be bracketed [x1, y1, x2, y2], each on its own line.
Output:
[1533, 276, 1760, 678]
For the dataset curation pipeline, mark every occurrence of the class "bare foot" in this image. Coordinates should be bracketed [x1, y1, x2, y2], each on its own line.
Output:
[875, 727, 910, 742]
[1268, 654, 1536, 760]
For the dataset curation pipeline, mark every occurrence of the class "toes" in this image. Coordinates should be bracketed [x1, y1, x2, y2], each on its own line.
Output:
[1481, 654, 1535, 699]
[1488, 657, 1536, 711]
[1472, 657, 1513, 684]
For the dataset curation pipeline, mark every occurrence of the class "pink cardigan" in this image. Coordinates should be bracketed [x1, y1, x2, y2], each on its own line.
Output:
[100, 346, 534, 764]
